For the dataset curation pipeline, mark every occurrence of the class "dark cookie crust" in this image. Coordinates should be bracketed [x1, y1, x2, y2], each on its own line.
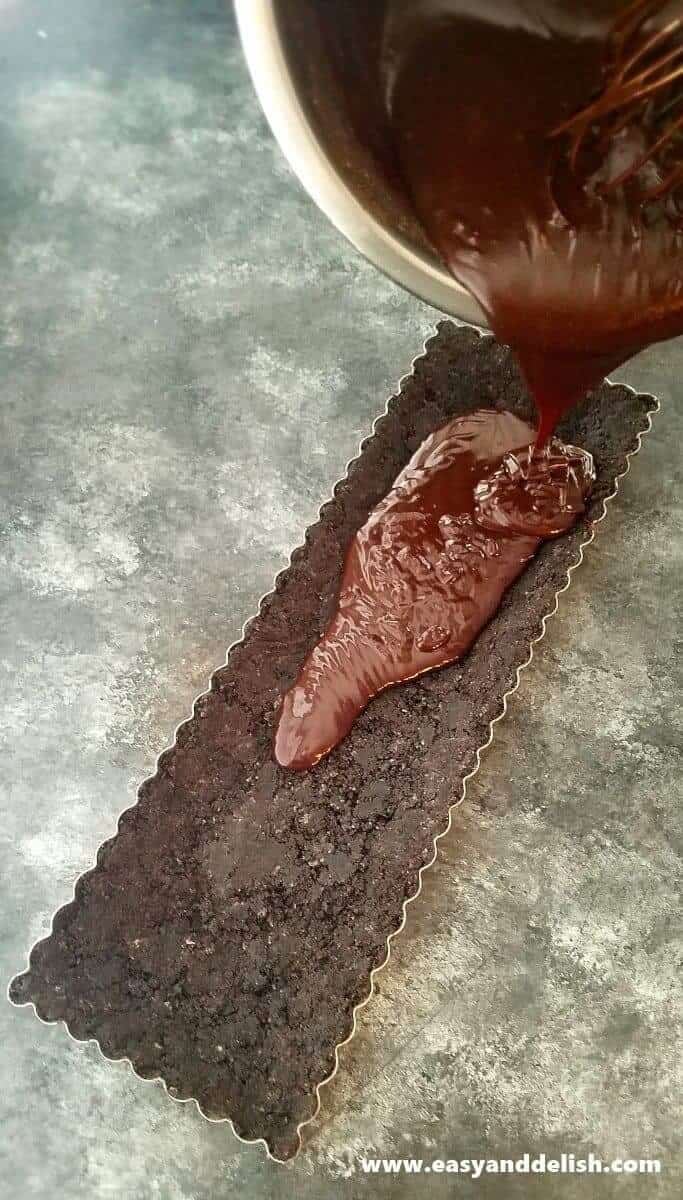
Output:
[10, 324, 655, 1159]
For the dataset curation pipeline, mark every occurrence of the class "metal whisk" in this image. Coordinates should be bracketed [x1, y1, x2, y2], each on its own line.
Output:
[554, 0, 682, 206]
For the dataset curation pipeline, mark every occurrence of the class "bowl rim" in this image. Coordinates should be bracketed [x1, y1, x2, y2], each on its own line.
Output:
[234, 0, 487, 324]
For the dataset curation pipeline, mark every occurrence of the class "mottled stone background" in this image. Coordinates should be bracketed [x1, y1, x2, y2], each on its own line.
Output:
[1, 2, 680, 1197]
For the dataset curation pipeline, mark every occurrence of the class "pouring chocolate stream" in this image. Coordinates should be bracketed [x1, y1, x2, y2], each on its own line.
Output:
[275, 0, 682, 769]
[387, 0, 682, 442]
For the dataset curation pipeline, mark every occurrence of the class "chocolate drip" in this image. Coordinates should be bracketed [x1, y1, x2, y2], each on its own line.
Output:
[275, 410, 594, 770]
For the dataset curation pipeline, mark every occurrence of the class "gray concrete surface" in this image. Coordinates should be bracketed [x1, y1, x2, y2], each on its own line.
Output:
[1, 2, 681, 1197]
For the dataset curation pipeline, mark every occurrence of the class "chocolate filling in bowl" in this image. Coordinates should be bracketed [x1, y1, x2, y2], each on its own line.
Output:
[10, 325, 656, 1160]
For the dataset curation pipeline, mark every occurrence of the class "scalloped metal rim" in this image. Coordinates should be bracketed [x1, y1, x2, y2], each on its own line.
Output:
[8, 321, 659, 1165]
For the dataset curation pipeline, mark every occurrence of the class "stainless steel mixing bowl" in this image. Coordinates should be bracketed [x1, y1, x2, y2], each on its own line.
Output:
[234, 0, 486, 323]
